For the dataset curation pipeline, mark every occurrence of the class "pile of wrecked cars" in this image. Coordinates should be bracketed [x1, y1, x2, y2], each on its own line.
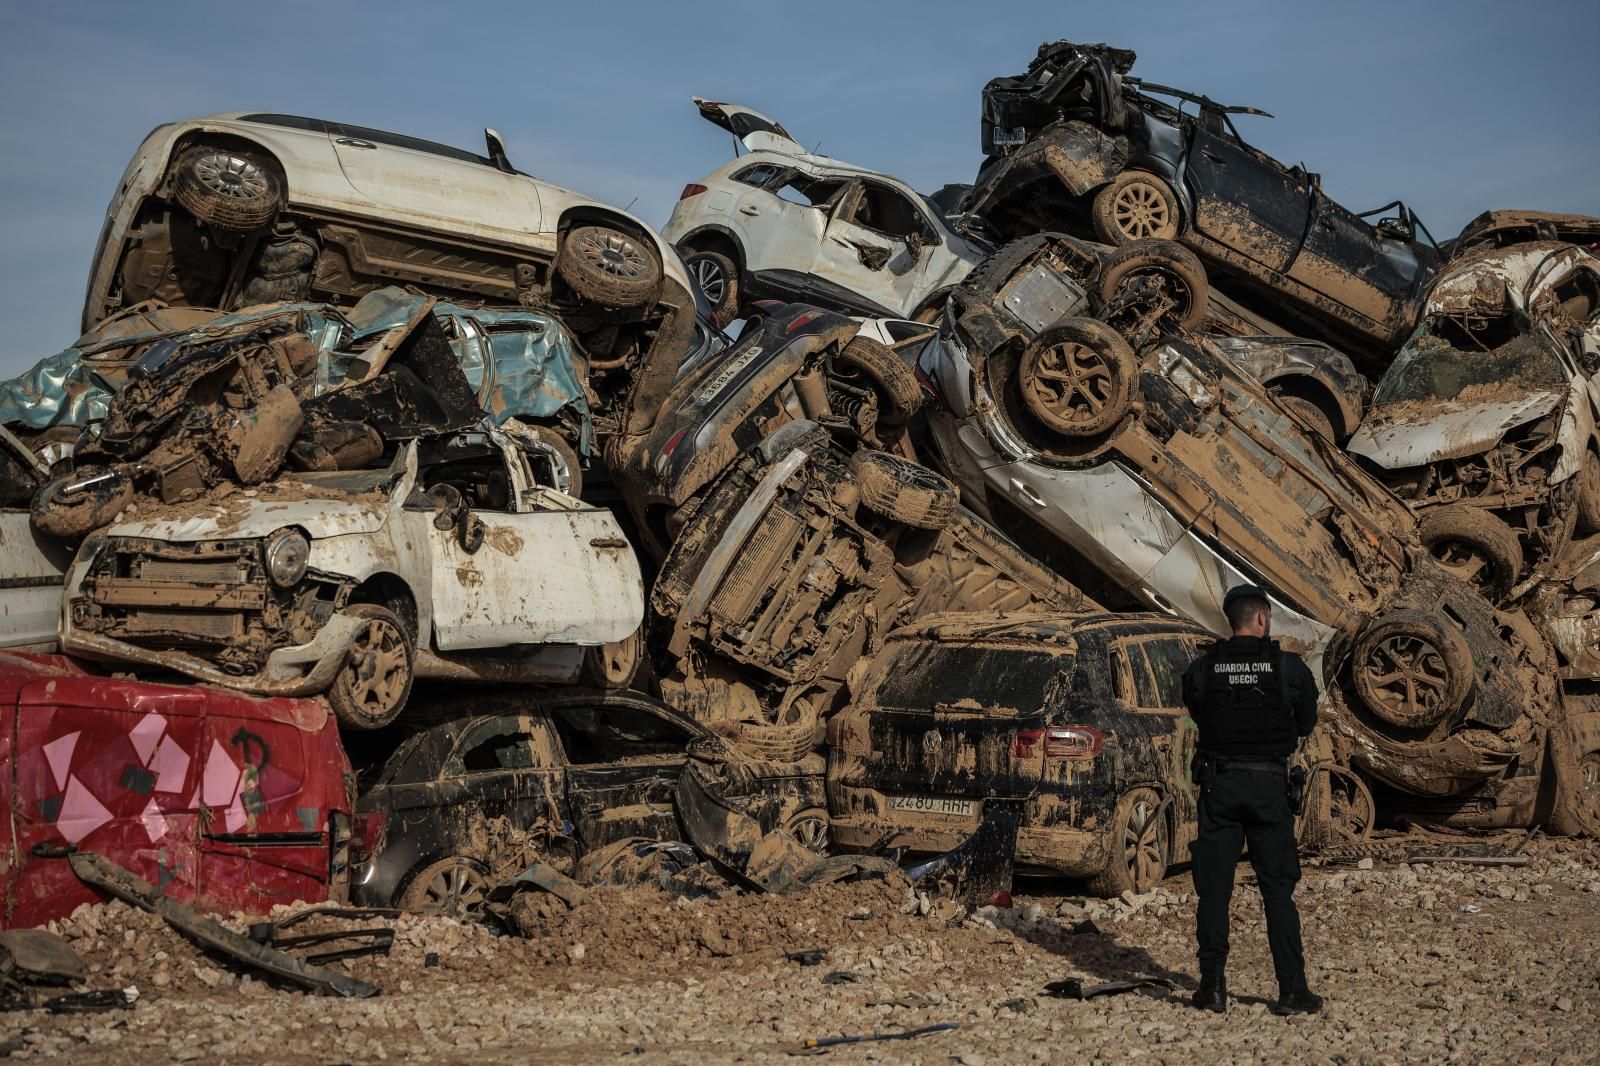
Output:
[3, 56, 1600, 944]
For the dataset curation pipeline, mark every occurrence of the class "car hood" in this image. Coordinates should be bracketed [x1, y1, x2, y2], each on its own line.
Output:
[1349, 388, 1565, 469]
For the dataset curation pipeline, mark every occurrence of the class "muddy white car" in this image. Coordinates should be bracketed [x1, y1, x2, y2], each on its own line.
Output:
[1349, 242, 1600, 602]
[919, 234, 1570, 825]
[661, 100, 988, 324]
[84, 113, 693, 371]
[61, 426, 644, 730]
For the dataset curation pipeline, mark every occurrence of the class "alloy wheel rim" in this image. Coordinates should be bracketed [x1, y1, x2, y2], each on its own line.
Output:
[193, 153, 269, 200]
[426, 863, 487, 916]
[577, 231, 650, 279]
[692, 258, 727, 302]
[1123, 798, 1164, 889]
[1363, 635, 1450, 721]
[345, 619, 406, 716]
[789, 815, 829, 853]
[1114, 183, 1171, 239]
[1024, 340, 1117, 431]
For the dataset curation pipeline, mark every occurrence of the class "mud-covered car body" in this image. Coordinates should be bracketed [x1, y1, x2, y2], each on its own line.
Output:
[662, 100, 987, 321]
[84, 113, 691, 333]
[1451, 211, 1600, 259]
[920, 235, 1561, 813]
[827, 613, 1207, 889]
[1211, 335, 1369, 442]
[350, 688, 824, 909]
[1349, 243, 1600, 599]
[0, 652, 351, 928]
[0, 430, 71, 650]
[652, 424, 1088, 758]
[62, 426, 643, 695]
[964, 39, 1441, 364]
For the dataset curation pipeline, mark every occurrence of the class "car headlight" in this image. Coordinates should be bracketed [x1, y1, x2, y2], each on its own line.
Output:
[263, 528, 310, 587]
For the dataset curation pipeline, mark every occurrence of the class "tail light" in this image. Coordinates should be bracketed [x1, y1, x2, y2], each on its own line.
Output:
[679, 183, 708, 200]
[349, 810, 387, 864]
[786, 310, 822, 334]
[1012, 728, 1044, 759]
[1045, 726, 1103, 759]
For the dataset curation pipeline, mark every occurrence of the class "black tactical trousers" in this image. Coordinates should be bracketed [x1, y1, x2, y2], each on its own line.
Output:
[1190, 764, 1307, 993]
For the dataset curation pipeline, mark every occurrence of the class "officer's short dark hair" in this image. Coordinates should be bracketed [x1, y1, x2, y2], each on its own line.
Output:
[1224, 592, 1270, 630]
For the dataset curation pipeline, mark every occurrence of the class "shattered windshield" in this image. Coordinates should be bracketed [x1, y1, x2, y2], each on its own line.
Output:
[1373, 332, 1564, 407]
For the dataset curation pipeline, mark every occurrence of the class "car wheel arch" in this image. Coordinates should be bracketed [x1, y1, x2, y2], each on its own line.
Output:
[347, 572, 420, 643]
[1263, 373, 1353, 439]
[677, 226, 745, 270]
[557, 207, 665, 268]
[163, 130, 288, 197]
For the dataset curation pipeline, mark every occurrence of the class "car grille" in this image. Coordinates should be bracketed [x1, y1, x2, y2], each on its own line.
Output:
[136, 558, 252, 584]
[120, 610, 242, 640]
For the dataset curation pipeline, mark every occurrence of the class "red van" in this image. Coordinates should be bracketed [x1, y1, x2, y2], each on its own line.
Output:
[0, 652, 352, 928]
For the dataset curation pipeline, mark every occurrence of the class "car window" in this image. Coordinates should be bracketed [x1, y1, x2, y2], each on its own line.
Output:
[1120, 644, 1164, 708]
[775, 174, 846, 209]
[418, 442, 514, 512]
[873, 642, 1068, 711]
[327, 122, 492, 167]
[845, 182, 930, 242]
[549, 703, 694, 764]
[734, 163, 786, 188]
[1135, 637, 1192, 709]
[449, 719, 541, 774]
[239, 113, 332, 134]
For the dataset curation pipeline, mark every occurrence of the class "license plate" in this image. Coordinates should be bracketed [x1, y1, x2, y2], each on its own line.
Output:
[887, 795, 976, 817]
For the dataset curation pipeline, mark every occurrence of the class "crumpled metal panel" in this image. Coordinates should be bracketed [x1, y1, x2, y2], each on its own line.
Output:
[0, 347, 109, 430]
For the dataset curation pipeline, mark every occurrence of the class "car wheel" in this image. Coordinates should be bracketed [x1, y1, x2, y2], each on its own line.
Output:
[579, 627, 643, 689]
[518, 422, 583, 498]
[1018, 317, 1138, 439]
[684, 249, 740, 325]
[784, 809, 831, 854]
[1095, 240, 1208, 332]
[831, 337, 923, 427]
[32, 466, 134, 540]
[1350, 610, 1472, 731]
[1092, 172, 1181, 244]
[399, 857, 490, 917]
[1274, 393, 1338, 443]
[327, 605, 415, 731]
[1088, 787, 1168, 897]
[1577, 452, 1600, 535]
[556, 225, 663, 308]
[173, 147, 283, 233]
[1418, 506, 1524, 604]
[847, 449, 959, 530]
[1546, 718, 1600, 837]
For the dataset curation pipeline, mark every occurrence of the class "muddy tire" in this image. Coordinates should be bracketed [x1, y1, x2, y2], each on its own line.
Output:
[1418, 506, 1524, 603]
[1091, 171, 1181, 244]
[848, 449, 958, 530]
[518, 422, 583, 498]
[31, 466, 133, 539]
[1018, 317, 1138, 439]
[1088, 788, 1168, 897]
[833, 337, 922, 426]
[398, 857, 490, 917]
[1577, 453, 1600, 536]
[784, 809, 831, 854]
[579, 627, 643, 690]
[1096, 240, 1208, 331]
[173, 147, 282, 233]
[1350, 610, 1473, 731]
[327, 605, 415, 731]
[684, 249, 739, 325]
[1275, 393, 1338, 442]
[556, 225, 662, 308]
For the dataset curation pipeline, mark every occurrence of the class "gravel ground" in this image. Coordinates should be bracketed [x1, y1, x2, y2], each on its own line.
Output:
[6, 837, 1598, 1064]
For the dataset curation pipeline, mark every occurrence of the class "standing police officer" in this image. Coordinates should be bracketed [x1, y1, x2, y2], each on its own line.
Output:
[1182, 584, 1322, 1016]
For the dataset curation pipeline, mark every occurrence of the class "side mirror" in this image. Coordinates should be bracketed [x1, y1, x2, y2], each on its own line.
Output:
[484, 128, 514, 174]
[1376, 217, 1413, 242]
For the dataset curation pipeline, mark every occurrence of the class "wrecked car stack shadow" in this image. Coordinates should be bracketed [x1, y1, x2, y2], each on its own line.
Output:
[2, 72, 1600, 951]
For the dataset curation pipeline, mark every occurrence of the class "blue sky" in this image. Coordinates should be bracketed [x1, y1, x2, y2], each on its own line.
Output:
[1, 0, 1595, 374]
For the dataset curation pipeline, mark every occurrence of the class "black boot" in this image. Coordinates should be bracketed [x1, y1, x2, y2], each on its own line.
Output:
[1191, 974, 1227, 1012]
[1271, 987, 1323, 1016]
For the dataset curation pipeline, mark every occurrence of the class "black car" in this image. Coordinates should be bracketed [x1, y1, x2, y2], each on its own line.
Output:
[826, 612, 1211, 896]
[964, 39, 1442, 368]
[349, 688, 825, 914]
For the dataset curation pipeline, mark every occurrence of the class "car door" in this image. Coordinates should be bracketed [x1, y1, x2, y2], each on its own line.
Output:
[1184, 116, 1311, 274]
[1289, 191, 1420, 329]
[437, 715, 566, 865]
[1120, 635, 1201, 857]
[809, 180, 932, 316]
[740, 166, 849, 281]
[426, 443, 643, 651]
[327, 121, 544, 245]
[550, 698, 696, 853]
